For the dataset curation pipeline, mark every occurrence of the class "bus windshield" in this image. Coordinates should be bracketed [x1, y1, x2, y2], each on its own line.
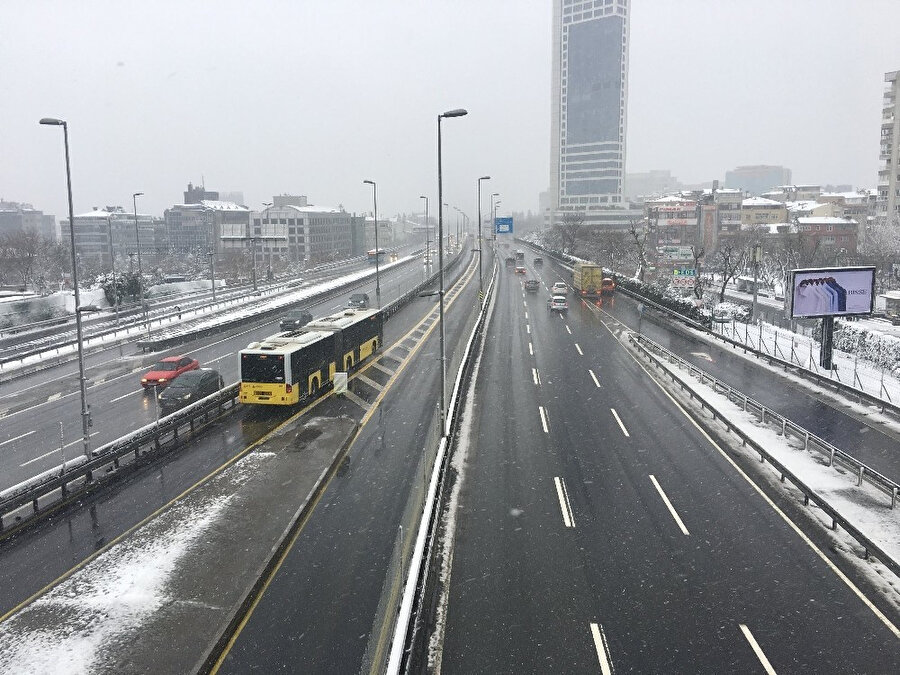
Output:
[240, 353, 286, 383]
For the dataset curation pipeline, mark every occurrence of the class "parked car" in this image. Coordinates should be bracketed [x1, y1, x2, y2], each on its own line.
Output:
[547, 295, 568, 313]
[551, 281, 568, 295]
[141, 355, 199, 390]
[524, 279, 540, 292]
[347, 292, 370, 309]
[279, 309, 313, 331]
[157, 369, 224, 414]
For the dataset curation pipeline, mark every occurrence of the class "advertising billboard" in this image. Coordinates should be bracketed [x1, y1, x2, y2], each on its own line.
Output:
[787, 266, 876, 319]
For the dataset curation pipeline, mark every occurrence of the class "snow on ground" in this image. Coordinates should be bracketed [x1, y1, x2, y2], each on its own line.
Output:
[2, 257, 410, 376]
[648, 339, 900, 612]
[0, 451, 273, 674]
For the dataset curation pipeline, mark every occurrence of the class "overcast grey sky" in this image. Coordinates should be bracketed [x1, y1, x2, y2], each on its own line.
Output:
[3, 0, 900, 222]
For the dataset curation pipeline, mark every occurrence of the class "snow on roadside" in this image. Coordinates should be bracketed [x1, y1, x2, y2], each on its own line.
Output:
[649, 341, 900, 610]
[0, 450, 274, 674]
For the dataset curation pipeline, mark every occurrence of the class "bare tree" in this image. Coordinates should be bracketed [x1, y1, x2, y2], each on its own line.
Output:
[554, 210, 584, 255]
[690, 245, 705, 299]
[0, 229, 41, 288]
[627, 218, 652, 282]
[713, 239, 748, 303]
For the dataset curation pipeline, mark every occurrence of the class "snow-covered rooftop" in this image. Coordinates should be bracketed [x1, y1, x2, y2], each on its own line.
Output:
[796, 216, 858, 225]
[199, 200, 249, 211]
[742, 197, 784, 207]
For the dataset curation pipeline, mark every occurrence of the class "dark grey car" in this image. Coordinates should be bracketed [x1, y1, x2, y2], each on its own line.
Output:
[279, 309, 313, 331]
[347, 293, 370, 309]
[157, 369, 225, 415]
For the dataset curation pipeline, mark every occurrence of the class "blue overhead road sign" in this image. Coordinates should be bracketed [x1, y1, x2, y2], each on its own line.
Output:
[495, 217, 513, 234]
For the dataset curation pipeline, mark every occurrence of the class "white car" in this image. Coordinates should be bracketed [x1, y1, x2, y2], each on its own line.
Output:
[551, 282, 568, 295]
[547, 295, 568, 313]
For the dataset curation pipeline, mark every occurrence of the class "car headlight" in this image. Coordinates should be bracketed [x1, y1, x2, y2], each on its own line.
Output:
[158, 378, 167, 383]
[141, 378, 148, 383]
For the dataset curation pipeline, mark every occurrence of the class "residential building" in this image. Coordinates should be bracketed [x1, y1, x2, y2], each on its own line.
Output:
[741, 197, 788, 226]
[724, 165, 792, 197]
[250, 201, 352, 265]
[61, 206, 159, 269]
[183, 182, 219, 204]
[645, 195, 698, 246]
[795, 216, 859, 256]
[549, 0, 630, 227]
[877, 70, 900, 229]
[0, 200, 56, 240]
[165, 200, 250, 257]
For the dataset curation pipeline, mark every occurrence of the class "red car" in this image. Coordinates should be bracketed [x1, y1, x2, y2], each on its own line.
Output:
[141, 355, 199, 389]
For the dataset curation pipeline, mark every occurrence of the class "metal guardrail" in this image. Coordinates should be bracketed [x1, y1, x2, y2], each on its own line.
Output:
[630, 332, 900, 578]
[0, 249, 464, 537]
[632, 332, 900, 507]
[0, 385, 239, 535]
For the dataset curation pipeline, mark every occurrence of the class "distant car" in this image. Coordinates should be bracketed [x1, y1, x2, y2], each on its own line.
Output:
[515, 265, 527, 274]
[157, 369, 224, 414]
[347, 292, 370, 309]
[533, 257, 543, 266]
[141, 355, 199, 390]
[551, 281, 568, 295]
[547, 295, 568, 313]
[279, 309, 313, 331]
[505, 257, 516, 268]
[600, 277, 616, 296]
[524, 279, 540, 292]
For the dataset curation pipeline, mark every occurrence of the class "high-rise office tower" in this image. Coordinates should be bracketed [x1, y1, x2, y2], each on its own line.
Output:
[877, 70, 900, 230]
[550, 0, 630, 226]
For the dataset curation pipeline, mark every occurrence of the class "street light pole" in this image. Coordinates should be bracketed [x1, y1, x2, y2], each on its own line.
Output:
[107, 213, 119, 324]
[477, 176, 491, 302]
[437, 108, 467, 432]
[132, 191, 149, 339]
[40, 117, 91, 457]
[419, 195, 429, 268]
[363, 180, 381, 307]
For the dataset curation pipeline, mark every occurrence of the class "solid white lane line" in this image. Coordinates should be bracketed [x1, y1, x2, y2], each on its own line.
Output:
[649, 474, 690, 535]
[554, 476, 575, 528]
[575, 343, 583, 356]
[610, 407, 629, 437]
[739, 624, 776, 675]
[538, 406, 549, 433]
[589, 369, 600, 388]
[20, 432, 100, 466]
[528, 342, 534, 356]
[110, 389, 143, 403]
[1, 430, 36, 448]
[590, 623, 613, 675]
[532, 368, 540, 386]
[566, 325, 572, 334]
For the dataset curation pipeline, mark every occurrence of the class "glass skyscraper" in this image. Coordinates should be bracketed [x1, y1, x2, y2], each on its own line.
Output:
[550, 0, 630, 224]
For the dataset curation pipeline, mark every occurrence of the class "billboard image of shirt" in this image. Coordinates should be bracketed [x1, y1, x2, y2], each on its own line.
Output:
[788, 267, 875, 319]
[495, 217, 513, 234]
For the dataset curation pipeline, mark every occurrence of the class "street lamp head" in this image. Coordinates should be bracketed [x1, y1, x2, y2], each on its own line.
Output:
[133, 192, 144, 198]
[440, 108, 468, 118]
[39, 117, 66, 126]
[479, 175, 491, 181]
[419, 195, 427, 200]
[363, 179, 375, 186]
[492, 192, 500, 198]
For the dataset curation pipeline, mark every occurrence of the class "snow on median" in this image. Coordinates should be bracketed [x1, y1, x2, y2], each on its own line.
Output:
[0, 451, 274, 674]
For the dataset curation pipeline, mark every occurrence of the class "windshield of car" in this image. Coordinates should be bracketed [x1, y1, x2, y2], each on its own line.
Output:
[151, 362, 179, 372]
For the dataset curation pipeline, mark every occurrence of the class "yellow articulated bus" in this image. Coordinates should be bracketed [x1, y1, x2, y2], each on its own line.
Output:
[239, 307, 383, 406]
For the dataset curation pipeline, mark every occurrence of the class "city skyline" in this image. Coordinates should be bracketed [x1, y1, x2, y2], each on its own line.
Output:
[4, 1, 900, 223]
